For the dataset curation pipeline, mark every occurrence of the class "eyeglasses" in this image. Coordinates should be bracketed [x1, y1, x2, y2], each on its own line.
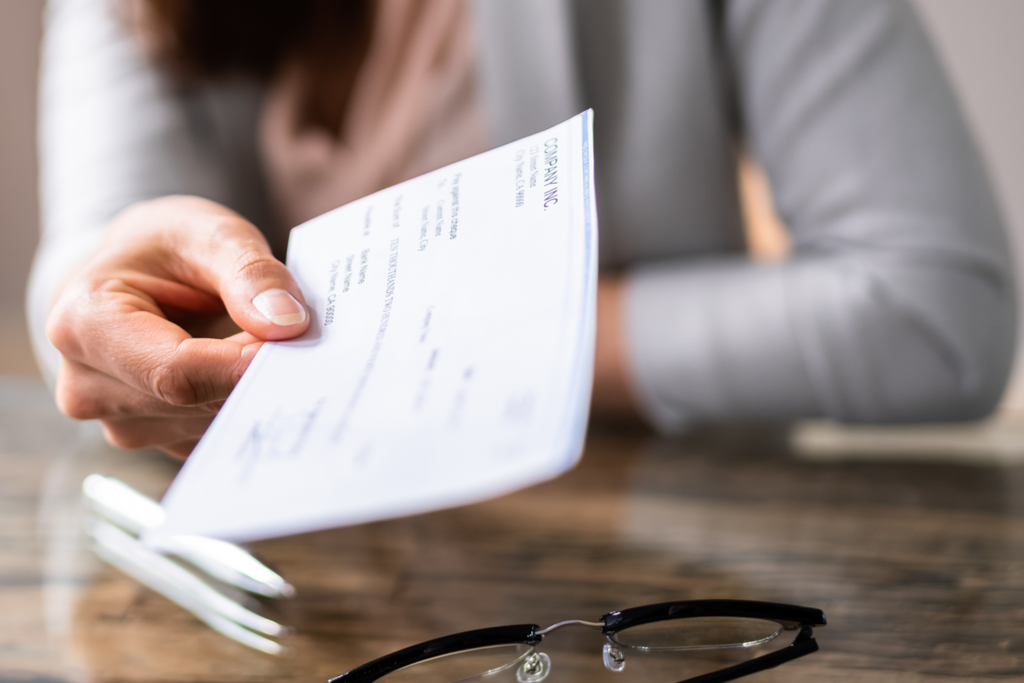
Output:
[329, 600, 826, 683]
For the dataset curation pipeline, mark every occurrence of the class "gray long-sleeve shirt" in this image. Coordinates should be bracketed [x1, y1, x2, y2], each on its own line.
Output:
[29, 0, 1016, 431]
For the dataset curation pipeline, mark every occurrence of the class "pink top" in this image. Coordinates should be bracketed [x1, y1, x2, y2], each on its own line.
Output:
[259, 0, 488, 231]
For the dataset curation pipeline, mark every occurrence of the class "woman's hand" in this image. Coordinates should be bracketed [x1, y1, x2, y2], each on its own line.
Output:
[47, 196, 310, 458]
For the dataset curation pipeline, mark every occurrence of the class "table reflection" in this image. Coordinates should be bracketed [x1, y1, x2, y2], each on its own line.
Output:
[2, 377, 1023, 682]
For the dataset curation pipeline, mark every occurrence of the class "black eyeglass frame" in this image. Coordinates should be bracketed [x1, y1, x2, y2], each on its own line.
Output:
[329, 599, 826, 683]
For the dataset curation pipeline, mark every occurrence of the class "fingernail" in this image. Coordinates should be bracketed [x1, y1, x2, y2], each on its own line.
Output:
[252, 289, 307, 326]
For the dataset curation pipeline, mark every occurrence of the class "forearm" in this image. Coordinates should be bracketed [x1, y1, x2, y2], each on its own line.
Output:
[620, 248, 1014, 434]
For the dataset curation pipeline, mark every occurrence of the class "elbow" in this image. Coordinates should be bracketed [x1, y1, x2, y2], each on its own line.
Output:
[929, 335, 1015, 422]
[884, 288, 1015, 423]
[819, 260, 1017, 424]
[947, 316, 1017, 421]
[954, 303, 1017, 420]
[862, 317, 1014, 424]
[928, 273, 1016, 422]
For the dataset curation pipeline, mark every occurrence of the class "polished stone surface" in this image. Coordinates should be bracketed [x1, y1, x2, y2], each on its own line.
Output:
[3, 377, 1024, 682]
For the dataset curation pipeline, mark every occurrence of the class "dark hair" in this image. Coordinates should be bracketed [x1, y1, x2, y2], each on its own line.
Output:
[136, 0, 372, 133]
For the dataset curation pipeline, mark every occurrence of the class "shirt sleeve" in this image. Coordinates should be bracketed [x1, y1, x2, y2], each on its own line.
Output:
[624, 0, 1016, 430]
[27, 0, 248, 383]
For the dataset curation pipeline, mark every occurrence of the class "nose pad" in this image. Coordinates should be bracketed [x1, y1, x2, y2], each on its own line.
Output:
[603, 643, 626, 672]
[517, 652, 551, 683]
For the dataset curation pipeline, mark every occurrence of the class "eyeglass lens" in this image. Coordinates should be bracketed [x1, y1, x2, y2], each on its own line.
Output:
[610, 616, 784, 651]
[375, 617, 790, 683]
[377, 644, 535, 683]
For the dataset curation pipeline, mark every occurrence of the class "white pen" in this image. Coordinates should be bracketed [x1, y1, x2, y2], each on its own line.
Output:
[82, 474, 295, 599]
[88, 518, 288, 655]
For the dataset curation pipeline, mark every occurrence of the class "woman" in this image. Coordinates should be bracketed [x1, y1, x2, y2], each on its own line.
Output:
[30, 0, 1016, 458]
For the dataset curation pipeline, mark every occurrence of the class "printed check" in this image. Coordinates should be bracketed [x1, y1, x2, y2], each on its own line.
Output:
[150, 111, 598, 544]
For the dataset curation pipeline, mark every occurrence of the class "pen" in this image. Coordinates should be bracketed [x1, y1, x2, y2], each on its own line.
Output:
[82, 474, 295, 599]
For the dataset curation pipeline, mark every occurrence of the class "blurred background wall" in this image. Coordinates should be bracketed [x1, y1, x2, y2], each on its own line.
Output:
[0, 0, 44, 375]
[1, 0, 1023, 407]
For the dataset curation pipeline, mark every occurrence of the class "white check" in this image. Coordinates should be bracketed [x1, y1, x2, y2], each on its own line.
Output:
[149, 111, 598, 545]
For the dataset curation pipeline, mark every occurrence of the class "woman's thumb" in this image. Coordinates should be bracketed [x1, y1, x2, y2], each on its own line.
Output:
[170, 199, 310, 341]
[222, 256, 309, 341]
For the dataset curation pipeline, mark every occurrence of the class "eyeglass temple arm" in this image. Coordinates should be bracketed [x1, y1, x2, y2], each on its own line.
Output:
[673, 625, 819, 683]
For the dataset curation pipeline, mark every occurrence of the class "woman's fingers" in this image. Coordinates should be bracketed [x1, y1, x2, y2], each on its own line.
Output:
[141, 196, 311, 341]
[162, 438, 203, 460]
[49, 277, 261, 407]
[54, 358, 224, 420]
[46, 195, 308, 455]
[100, 415, 216, 456]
